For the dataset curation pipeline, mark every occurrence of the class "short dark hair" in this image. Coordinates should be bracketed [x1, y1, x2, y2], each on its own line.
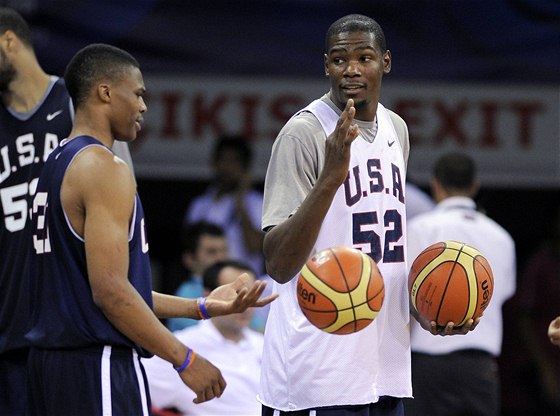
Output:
[325, 14, 387, 53]
[433, 152, 476, 192]
[202, 259, 255, 291]
[181, 221, 225, 255]
[0, 7, 32, 47]
[64, 43, 140, 109]
[213, 135, 253, 168]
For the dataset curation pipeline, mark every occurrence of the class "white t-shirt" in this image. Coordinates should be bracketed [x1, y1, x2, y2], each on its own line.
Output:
[259, 95, 412, 411]
[142, 320, 263, 415]
[408, 196, 516, 356]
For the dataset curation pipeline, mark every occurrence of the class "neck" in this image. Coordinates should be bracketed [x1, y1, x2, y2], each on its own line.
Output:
[70, 110, 115, 149]
[5, 56, 50, 113]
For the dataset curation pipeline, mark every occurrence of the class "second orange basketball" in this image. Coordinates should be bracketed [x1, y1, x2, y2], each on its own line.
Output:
[408, 240, 494, 328]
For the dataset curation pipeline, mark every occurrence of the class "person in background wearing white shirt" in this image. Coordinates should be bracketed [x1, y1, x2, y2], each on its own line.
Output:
[405, 152, 516, 416]
[144, 259, 267, 416]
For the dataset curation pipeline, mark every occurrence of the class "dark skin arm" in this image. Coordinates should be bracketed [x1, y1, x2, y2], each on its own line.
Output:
[65, 148, 276, 404]
[264, 99, 359, 283]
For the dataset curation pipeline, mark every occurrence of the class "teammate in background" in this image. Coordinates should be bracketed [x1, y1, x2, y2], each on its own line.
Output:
[145, 260, 264, 415]
[405, 153, 516, 416]
[25, 43, 275, 414]
[0, 8, 134, 414]
[167, 221, 229, 331]
[259, 14, 472, 416]
[184, 135, 265, 275]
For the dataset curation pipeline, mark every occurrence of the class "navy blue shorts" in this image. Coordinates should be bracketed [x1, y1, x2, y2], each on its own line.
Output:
[0, 347, 29, 415]
[27, 345, 151, 416]
[262, 397, 404, 416]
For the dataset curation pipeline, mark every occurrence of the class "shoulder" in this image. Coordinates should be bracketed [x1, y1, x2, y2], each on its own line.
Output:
[278, 111, 324, 141]
[67, 142, 135, 199]
[386, 109, 409, 155]
[479, 213, 516, 246]
[387, 109, 407, 133]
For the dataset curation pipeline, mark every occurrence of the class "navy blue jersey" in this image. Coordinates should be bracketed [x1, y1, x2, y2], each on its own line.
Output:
[26, 135, 153, 357]
[0, 77, 73, 352]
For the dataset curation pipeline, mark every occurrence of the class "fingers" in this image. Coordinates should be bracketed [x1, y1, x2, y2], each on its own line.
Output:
[192, 378, 227, 404]
[335, 99, 359, 146]
[433, 318, 478, 336]
[254, 293, 279, 307]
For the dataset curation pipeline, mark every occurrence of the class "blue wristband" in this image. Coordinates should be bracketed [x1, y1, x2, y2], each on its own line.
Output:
[174, 348, 194, 373]
[199, 296, 211, 319]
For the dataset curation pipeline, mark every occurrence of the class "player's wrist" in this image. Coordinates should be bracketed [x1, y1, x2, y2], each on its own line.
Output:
[174, 347, 196, 373]
[196, 297, 211, 320]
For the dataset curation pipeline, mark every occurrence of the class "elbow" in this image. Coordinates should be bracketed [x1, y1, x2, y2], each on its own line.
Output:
[263, 225, 301, 284]
[265, 257, 298, 284]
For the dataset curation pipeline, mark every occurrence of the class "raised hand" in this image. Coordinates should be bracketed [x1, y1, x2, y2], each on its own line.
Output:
[322, 99, 360, 187]
[204, 273, 278, 317]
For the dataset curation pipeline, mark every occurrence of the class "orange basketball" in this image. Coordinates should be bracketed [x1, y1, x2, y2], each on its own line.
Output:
[408, 240, 494, 328]
[297, 246, 384, 335]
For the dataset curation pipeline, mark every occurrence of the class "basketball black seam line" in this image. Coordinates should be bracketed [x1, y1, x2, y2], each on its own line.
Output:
[332, 247, 358, 332]
[435, 243, 464, 325]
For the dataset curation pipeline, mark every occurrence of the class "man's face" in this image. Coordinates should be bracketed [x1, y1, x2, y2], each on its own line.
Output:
[108, 66, 147, 142]
[0, 46, 16, 94]
[188, 234, 229, 276]
[213, 148, 247, 191]
[324, 31, 391, 122]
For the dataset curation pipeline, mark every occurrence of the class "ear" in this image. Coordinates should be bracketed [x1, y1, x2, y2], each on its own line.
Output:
[323, 53, 329, 76]
[430, 178, 442, 201]
[182, 252, 194, 270]
[1, 30, 17, 52]
[469, 181, 480, 198]
[383, 50, 392, 74]
[97, 83, 111, 103]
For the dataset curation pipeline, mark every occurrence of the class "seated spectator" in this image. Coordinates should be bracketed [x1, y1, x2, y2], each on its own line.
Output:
[144, 260, 265, 415]
[167, 221, 228, 331]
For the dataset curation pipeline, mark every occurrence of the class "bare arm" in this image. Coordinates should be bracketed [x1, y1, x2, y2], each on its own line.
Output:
[65, 148, 224, 403]
[152, 275, 277, 319]
[264, 99, 359, 283]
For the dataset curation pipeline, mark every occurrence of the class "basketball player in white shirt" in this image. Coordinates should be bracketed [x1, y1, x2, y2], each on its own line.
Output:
[259, 14, 475, 416]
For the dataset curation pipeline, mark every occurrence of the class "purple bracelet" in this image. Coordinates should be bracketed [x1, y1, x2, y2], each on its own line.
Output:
[199, 296, 211, 319]
[174, 347, 194, 373]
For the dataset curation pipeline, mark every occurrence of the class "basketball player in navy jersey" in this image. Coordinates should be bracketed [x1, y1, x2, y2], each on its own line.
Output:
[26, 43, 276, 415]
[0, 8, 137, 414]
